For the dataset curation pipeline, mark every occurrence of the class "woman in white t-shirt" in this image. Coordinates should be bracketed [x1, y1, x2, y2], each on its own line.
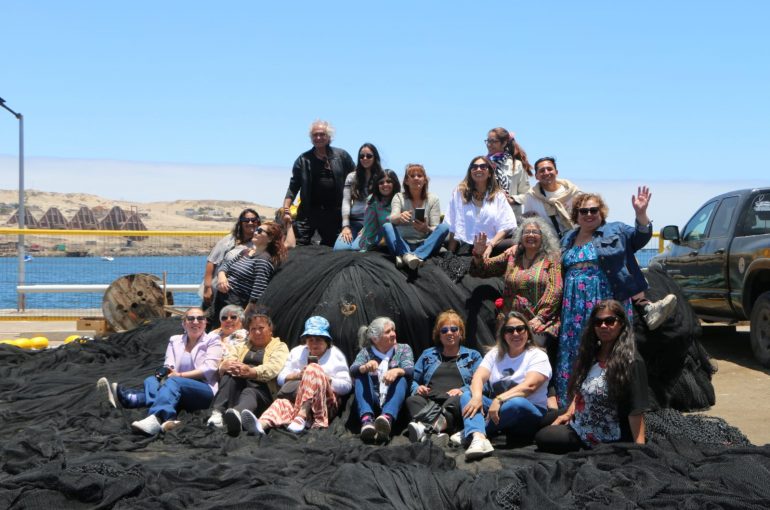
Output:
[459, 311, 551, 460]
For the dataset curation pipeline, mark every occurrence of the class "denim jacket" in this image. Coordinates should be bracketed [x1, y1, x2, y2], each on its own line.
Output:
[561, 220, 652, 301]
[410, 345, 483, 395]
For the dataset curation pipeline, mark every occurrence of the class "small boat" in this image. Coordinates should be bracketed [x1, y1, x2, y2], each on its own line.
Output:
[101, 256, 115, 262]
[24, 254, 33, 262]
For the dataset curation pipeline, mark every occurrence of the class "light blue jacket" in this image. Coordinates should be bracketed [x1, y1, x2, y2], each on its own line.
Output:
[561, 220, 652, 301]
[410, 345, 483, 395]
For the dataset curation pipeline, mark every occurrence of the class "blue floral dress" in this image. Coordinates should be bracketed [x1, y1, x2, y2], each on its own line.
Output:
[556, 242, 633, 406]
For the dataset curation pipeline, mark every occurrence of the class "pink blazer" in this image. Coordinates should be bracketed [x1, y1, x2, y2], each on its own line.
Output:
[164, 331, 223, 393]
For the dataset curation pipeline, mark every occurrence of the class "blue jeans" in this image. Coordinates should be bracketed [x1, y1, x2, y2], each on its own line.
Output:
[143, 375, 214, 422]
[382, 222, 449, 259]
[459, 390, 545, 439]
[332, 221, 365, 251]
[354, 374, 408, 419]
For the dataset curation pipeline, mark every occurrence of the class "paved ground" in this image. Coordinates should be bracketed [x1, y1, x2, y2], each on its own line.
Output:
[2, 320, 769, 446]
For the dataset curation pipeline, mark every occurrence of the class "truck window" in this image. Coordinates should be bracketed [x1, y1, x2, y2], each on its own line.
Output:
[739, 192, 770, 236]
[681, 201, 717, 242]
[708, 196, 738, 238]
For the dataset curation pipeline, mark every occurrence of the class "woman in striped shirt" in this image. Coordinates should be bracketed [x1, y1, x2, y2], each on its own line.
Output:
[215, 221, 287, 318]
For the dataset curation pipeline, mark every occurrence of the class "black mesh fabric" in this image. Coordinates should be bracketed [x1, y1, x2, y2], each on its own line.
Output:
[2, 249, 762, 509]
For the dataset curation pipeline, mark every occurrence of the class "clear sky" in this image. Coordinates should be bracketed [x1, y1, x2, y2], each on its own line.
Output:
[1, 1, 768, 227]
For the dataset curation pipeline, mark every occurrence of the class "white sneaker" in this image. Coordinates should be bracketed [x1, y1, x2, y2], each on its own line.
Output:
[207, 410, 223, 429]
[449, 431, 464, 447]
[287, 416, 308, 433]
[96, 377, 119, 409]
[465, 436, 494, 460]
[644, 294, 678, 330]
[240, 409, 264, 436]
[131, 414, 162, 436]
[403, 253, 422, 270]
[223, 408, 242, 436]
[395, 256, 404, 269]
[407, 422, 426, 443]
[360, 422, 377, 443]
[161, 420, 182, 433]
[374, 415, 392, 439]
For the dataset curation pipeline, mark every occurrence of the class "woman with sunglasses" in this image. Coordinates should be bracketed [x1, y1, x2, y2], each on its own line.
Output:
[355, 169, 402, 251]
[334, 143, 382, 250]
[555, 189, 675, 406]
[405, 310, 482, 443]
[96, 307, 224, 436]
[471, 215, 563, 409]
[213, 221, 287, 328]
[208, 308, 289, 435]
[445, 156, 517, 258]
[485, 127, 533, 223]
[535, 300, 648, 452]
[382, 163, 449, 269]
[458, 311, 551, 460]
[212, 304, 247, 351]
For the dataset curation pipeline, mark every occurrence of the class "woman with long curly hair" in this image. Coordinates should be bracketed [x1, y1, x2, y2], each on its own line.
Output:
[534, 300, 649, 453]
[214, 221, 288, 325]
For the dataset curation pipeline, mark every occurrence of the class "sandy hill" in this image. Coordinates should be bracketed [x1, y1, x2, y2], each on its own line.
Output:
[0, 189, 278, 231]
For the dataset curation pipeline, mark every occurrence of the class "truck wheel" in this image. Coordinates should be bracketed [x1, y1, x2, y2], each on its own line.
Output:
[750, 291, 770, 367]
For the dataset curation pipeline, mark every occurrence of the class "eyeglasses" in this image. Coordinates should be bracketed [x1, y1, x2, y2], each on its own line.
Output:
[522, 230, 541, 236]
[185, 315, 206, 323]
[503, 325, 527, 334]
[578, 207, 600, 216]
[240, 217, 260, 224]
[594, 316, 619, 327]
[483, 139, 501, 145]
[360, 153, 374, 160]
[440, 326, 460, 334]
[470, 163, 489, 171]
[220, 315, 239, 321]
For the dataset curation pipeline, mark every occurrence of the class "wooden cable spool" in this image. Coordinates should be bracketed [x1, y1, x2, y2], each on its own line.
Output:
[102, 274, 174, 332]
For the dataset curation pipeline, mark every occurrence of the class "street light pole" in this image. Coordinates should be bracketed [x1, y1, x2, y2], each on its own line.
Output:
[0, 97, 26, 311]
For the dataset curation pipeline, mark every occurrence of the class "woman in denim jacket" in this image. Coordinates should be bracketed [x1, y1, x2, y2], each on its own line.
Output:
[405, 310, 483, 443]
[555, 188, 675, 405]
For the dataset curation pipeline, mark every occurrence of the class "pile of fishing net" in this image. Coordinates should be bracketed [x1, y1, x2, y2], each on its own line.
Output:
[2, 247, 758, 509]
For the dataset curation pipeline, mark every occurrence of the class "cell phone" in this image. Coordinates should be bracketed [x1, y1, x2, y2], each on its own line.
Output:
[414, 208, 425, 222]
[307, 355, 319, 364]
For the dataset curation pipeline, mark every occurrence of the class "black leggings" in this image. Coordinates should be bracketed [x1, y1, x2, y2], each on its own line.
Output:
[534, 424, 585, 454]
[212, 374, 272, 415]
[405, 394, 462, 433]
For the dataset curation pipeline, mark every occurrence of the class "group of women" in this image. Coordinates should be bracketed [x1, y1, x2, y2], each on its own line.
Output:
[97, 125, 675, 460]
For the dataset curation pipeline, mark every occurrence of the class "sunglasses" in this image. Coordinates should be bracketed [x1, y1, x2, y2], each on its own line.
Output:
[185, 315, 206, 323]
[594, 316, 619, 327]
[359, 153, 374, 160]
[379, 179, 393, 185]
[483, 138, 501, 145]
[240, 217, 260, 224]
[578, 207, 601, 216]
[440, 326, 460, 334]
[220, 315, 239, 321]
[470, 163, 489, 171]
[503, 325, 527, 334]
[256, 227, 266, 234]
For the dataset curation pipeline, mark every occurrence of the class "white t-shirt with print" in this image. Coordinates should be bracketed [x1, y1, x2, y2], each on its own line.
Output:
[480, 347, 551, 409]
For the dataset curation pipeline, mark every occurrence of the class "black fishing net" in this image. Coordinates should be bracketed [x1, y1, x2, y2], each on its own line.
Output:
[2, 248, 758, 509]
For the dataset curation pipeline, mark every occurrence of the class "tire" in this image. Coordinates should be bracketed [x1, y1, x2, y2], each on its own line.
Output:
[750, 291, 770, 367]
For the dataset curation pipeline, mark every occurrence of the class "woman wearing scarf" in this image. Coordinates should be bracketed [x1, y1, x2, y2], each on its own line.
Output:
[350, 317, 414, 443]
[485, 127, 532, 224]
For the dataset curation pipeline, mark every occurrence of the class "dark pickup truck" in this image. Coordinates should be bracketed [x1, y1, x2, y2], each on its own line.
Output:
[650, 187, 770, 366]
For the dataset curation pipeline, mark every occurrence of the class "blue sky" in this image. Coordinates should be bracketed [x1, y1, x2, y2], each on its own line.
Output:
[1, 1, 768, 227]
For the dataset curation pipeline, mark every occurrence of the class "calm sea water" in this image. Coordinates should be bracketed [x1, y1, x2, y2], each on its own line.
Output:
[1, 250, 660, 310]
[1, 255, 206, 309]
